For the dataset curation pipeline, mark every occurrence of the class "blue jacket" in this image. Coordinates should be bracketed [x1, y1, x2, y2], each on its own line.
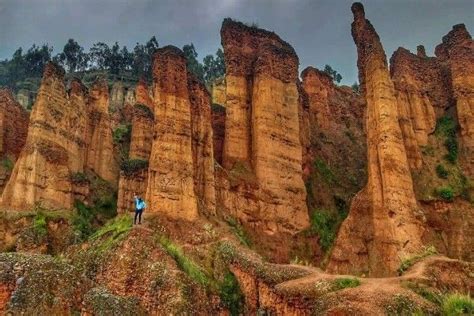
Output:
[134, 197, 146, 210]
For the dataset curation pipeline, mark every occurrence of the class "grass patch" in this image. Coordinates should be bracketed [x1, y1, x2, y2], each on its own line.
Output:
[120, 159, 149, 176]
[398, 245, 437, 275]
[1, 156, 14, 171]
[158, 236, 211, 287]
[436, 186, 454, 202]
[89, 215, 132, 252]
[331, 278, 361, 291]
[308, 209, 346, 252]
[435, 164, 449, 179]
[219, 272, 244, 316]
[32, 212, 48, 238]
[435, 116, 458, 164]
[314, 158, 336, 185]
[442, 293, 474, 315]
[402, 281, 443, 306]
[226, 217, 251, 247]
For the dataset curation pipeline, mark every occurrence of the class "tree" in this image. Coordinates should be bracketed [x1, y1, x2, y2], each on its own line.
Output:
[183, 43, 204, 82]
[131, 36, 159, 78]
[60, 39, 87, 73]
[109, 42, 122, 75]
[24, 44, 52, 77]
[120, 46, 132, 71]
[203, 48, 225, 85]
[323, 64, 342, 84]
[89, 42, 111, 70]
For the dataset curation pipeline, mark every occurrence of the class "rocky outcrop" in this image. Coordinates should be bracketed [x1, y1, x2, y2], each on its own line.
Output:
[86, 78, 119, 184]
[435, 24, 474, 176]
[1, 63, 89, 210]
[146, 46, 198, 220]
[0, 89, 32, 159]
[0, 89, 29, 193]
[390, 47, 450, 169]
[129, 79, 154, 160]
[188, 73, 216, 215]
[218, 19, 309, 235]
[328, 3, 424, 277]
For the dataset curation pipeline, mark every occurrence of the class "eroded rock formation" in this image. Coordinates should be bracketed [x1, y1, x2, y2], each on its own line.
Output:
[146, 46, 198, 220]
[86, 78, 119, 184]
[218, 19, 309, 235]
[129, 78, 154, 160]
[328, 3, 424, 276]
[435, 24, 474, 176]
[1, 63, 89, 210]
[0, 89, 29, 192]
[188, 73, 216, 215]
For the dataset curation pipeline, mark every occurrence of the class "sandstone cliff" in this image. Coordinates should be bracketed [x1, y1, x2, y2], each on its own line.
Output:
[145, 46, 198, 220]
[86, 78, 119, 184]
[188, 73, 216, 215]
[0, 89, 29, 193]
[129, 78, 154, 160]
[435, 24, 474, 177]
[1, 63, 89, 210]
[218, 19, 309, 236]
[328, 3, 424, 276]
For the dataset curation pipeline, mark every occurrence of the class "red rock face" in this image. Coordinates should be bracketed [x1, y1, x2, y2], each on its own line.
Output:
[328, 3, 424, 277]
[0, 89, 29, 193]
[1, 63, 89, 210]
[435, 24, 474, 177]
[219, 19, 309, 234]
[390, 47, 452, 169]
[188, 73, 216, 215]
[86, 78, 119, 184]
[211, 106, 225, 165]
[146, 46, 198, 220]
[129, 79, 154, 160]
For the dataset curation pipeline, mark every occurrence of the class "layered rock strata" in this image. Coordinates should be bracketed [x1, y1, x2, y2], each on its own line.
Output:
[218, 19, 309, 234]
[328, 3, 424, 276]
[86, 78, 119, 184]
[188, 73, 216, 215]
[0, 89, 29, 193]
[1, 63, 89, 210]
[435, 24, 474, 176]
[145, 46, 198, 220]
[129, 78, 154, 160]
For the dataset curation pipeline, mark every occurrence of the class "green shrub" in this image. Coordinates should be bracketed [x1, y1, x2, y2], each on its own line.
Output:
[332, 278, 360, 291]
[398, 245, 437, 275]
[1, 157, 14, 171]
[219, 272, 244, 316]
[442, 293, 474, 315]
[33, 212, 48, 237]
[158, 236, 210, 287]
[435, 116, 458, 164]
[436, 186, 454, 202]
[314, 158, 336, 184]
[112, 124, 131, 145]
[89, 215, 132, 252]
[72, 201, 95, 241]
[120, 159, 149, 176]
[435, 164, 449, 179]
[226, 217, 251, 247]
[309, 210, 338, 252]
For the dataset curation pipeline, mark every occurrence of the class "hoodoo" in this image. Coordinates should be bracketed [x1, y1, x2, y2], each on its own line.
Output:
[328, 3, 424, 276]
[145, 46, 198, 220]
[1, 63, 89, 210]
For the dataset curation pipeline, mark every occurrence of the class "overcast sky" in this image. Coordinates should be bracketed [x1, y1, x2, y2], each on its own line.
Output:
[0, 0, 472, 85]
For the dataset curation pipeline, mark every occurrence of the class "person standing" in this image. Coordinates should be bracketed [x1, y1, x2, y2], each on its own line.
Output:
[133, 193, 146, 225]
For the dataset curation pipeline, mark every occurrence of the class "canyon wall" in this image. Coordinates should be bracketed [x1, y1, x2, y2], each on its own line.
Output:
[328, 3, 424, 276]
[188, 73, 216, 215]
[1, 63, 89, 210]
[0, 89, 29, 193]
[129, 78, 154, 160]
[218, 19, 309, 235]
[435, 24, 474, 177]
[145, 46, 198, 220]
[86, 78, 119, 184]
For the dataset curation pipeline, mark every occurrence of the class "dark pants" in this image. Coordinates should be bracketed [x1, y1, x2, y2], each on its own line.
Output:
[134, 208, 143, 224]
